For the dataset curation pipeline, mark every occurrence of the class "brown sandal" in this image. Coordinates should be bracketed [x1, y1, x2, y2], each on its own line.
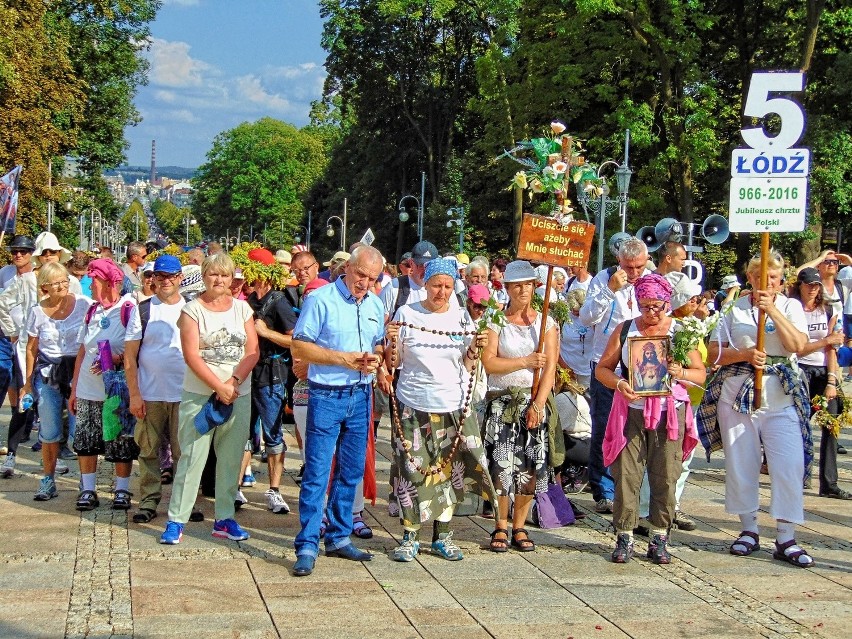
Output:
[489, 528, 509, 553]
[511, 528, 536, 552]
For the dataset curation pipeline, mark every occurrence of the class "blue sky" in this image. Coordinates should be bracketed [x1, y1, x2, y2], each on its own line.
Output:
[124, 0, 327, 168]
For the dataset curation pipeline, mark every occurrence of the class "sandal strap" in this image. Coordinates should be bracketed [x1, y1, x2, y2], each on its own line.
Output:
[736, 530, 759, 543]
[490, 528, 508, 538]
[512, 528, 529, 537]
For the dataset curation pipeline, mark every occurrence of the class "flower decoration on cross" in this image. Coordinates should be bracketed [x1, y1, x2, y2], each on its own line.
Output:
[500, 121, 598, 225]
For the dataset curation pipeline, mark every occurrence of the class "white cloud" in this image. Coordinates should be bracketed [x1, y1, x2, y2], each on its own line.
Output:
[148, 38, 210, 88]
[154, 89, 177, 103]
[235, 75, 291, 113]
[166, 109, 199, 124]
[267, 62, 319, 80]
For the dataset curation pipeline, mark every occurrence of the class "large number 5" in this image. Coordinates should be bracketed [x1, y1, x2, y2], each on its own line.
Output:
[741, 72, 805, 150]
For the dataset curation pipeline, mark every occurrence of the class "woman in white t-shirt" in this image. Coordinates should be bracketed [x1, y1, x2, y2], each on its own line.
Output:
[384, 258, 493, 563]
[160, 254, 259, 545]
[69, 258, 138, 512]
[704, 250, 813, 567]
[22, 263, 91, 502]
[788, 268, 849, 500]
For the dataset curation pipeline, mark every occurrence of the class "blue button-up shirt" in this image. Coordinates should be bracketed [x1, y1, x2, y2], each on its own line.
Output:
[293, 276, 385, 386]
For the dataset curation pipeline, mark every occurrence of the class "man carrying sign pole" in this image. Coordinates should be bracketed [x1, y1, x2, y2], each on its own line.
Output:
[697, 71, 816, 568]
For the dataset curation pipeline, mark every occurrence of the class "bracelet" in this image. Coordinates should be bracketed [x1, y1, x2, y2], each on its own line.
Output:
[465, 348, 477, 358]
[231, 374, 242, 385]
[530, 402, 543, 414]
[828, 372, 838, 380]
[615, 379, 626, 393]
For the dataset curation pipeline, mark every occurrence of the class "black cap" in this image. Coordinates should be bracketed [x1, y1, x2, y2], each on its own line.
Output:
[797, 267, 821, 285]
[8, 235, 35, 252]
[411, 241, 439, 265]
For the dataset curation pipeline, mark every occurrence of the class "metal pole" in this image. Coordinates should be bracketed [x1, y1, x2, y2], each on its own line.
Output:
[238, 227, 241, 245]
[621, 129, 631, 233]
[136, 210, 139, 241]
[79, 215, 84, 250]
[459, 207, 465, 254]
[280, 219, 284, 248]
[90, 209, 95, 248]
[185, 214, 189, 245]
[419, 172, 425, 241]
[307, 210, 312, 250]
[343, 198, 347, 249]
[596, 196, 607, 273]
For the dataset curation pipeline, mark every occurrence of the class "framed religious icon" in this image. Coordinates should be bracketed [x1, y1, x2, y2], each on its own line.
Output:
[627, 336, 672, 397]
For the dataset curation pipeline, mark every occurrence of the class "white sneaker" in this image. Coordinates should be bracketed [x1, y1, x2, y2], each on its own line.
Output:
[265, 488, 290, 514]
[0, 453, 15, 478]
[234, 490, 248, 510]
[55, 459, 70, 475]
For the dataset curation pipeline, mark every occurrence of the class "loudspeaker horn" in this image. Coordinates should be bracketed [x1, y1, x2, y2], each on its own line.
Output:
[636, 226, 662, 252]
[608, 232, 633, 257]
[654, 217, 683, 243]
[701, 214, 729, 245]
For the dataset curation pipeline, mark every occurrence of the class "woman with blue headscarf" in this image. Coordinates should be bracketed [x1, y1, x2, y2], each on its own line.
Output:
[384, 257, 496, 563]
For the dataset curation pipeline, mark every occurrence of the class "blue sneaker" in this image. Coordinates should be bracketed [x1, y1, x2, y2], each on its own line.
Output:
[212, 518, 250, 541]
[392, 530, 420, 562]
[160, 521, 184, 545]
[241, 473, 256, 488]
[33, 476, 58, 501]
[431, 531, 464, 561]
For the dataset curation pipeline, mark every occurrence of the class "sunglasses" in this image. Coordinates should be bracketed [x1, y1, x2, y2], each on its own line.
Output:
[40, 249, 60, 256]
[10, 249, 32, 255]
[822, 259, 839, 266]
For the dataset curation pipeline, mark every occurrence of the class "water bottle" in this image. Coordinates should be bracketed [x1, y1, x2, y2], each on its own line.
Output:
[833, 319, 843, 351]
[21, 393, 34, 411]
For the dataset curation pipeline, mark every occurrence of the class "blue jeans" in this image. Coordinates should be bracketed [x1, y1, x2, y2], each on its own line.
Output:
[251, 382, 287, 455]
[294, 383, 371, 558]
[589, 363, 615, 501]
[0, 337, 14, 408]
[34, 373, 75, 444]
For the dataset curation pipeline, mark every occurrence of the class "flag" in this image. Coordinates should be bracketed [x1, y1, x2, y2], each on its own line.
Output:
[0, 166, 23, 235]
[360, 227, 375, 246]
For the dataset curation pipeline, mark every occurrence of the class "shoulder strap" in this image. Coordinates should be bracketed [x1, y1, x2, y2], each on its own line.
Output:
[120, 301, 134, 328]
[606, 265, 618, 277]
[138, 298, 152, 341]
[837, 281, 846, 304]
[618, 320, 632, 376]
[566, 275, 577, 290]
[84, 302, 99, 326]
[258, 291, 284, 324]
[283, 286, 301, 310]
[392, 275, 411, 319]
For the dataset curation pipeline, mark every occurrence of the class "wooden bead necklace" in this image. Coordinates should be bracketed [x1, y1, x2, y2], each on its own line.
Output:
[389, 321, 480, 477]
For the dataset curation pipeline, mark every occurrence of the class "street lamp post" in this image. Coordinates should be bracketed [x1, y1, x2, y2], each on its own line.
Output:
[185, 213, 197, 245]
[293, 225, 309, 246]
[575, 130, 633, 272]
[325, 215, 345, 250]
[446, 206, 465, 254]
[398, 183, 425, 243]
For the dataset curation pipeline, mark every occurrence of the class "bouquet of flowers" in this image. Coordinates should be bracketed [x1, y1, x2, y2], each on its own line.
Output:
[670, 308, 730, 366]
[812, 394, 852, 439]
[478, 297, 506, 333]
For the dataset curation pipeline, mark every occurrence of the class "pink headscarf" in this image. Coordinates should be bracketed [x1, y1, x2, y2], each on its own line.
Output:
[633, 273, 673, 302]
[88, 258, 124, 287]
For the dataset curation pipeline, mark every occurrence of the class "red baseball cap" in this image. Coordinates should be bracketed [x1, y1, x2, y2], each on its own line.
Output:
[247, 248, 276, 265]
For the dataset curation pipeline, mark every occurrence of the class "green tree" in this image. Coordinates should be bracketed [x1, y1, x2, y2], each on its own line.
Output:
[120, 199, 149, 243]
[153, 200, 201, 245]
[192, 118, 329, 247]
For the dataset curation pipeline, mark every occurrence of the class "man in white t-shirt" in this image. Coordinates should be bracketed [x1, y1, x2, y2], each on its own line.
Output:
[124, 255, 187, 523]
[566, 264, 592, 292]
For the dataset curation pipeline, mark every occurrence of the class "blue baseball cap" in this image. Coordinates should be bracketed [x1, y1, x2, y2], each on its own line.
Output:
[153, 255, 182, 274]
[194, 393, 234, 435]
[837, 346, 852, 367]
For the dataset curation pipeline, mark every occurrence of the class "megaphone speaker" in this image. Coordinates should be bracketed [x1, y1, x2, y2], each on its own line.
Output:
[636, 226, 662, 253]
[654, 217, 683, 244]
[701, 214, 730, 245]
[608, 232, 633, 257]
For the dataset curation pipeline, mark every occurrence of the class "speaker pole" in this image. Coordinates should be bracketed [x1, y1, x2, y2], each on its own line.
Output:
[753, 232, 770, 409]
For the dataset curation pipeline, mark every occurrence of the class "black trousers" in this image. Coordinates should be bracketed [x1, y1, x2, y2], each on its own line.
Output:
[799, 364, 840, 492]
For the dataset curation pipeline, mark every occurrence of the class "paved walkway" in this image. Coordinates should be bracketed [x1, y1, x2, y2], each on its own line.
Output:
[1, 408, 850, 639]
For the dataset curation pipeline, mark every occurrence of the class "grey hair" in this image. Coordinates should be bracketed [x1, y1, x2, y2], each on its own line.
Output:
[350, 245, 383, 268]
[619, 237, 648, 261]
[466, 257, 489, 276]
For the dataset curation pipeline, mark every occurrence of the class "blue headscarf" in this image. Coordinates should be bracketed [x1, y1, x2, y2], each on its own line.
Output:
[424, 257, 458, 282]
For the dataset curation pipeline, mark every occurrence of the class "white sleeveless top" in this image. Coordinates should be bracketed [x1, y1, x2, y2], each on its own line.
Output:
[488, 312, 557, 391]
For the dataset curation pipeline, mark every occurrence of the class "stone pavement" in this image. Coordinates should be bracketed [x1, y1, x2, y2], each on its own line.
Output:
[1, 408, 851, 639]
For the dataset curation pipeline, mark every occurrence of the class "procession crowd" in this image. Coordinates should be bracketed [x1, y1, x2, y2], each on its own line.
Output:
[0, 230, 849, 576]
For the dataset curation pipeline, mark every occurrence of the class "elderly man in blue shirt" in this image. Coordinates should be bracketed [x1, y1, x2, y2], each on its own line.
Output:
[290, 245, 386, 576]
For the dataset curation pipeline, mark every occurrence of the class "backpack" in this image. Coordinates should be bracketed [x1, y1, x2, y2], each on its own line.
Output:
[85, 300, 134, 330]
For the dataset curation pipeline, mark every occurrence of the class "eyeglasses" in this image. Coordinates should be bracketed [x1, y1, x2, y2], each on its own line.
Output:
[292, 262, 318, 273]
[154, 272, 181, 281]
[47, 280, 70, 289]
[822, 259, 839, 266]
[638, 302, 667, 314]
[468, 302, 487, 311]
[40, 249, 60, 256]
